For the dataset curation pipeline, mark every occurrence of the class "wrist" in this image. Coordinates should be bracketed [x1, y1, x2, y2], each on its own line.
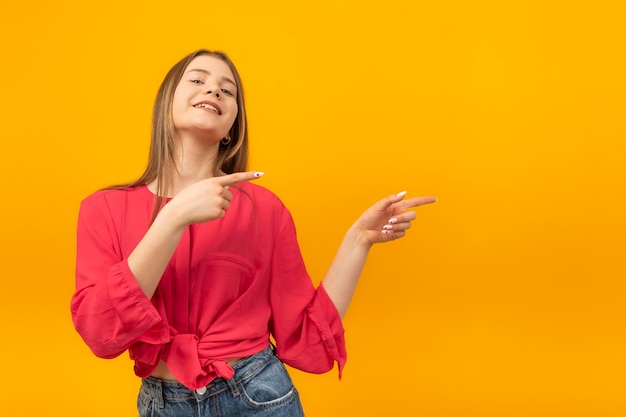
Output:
[155, 201, 189, 233]
[346, 223, 374, 251]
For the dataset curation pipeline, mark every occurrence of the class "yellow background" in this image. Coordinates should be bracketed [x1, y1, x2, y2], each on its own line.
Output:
[1, 0, 624, 416]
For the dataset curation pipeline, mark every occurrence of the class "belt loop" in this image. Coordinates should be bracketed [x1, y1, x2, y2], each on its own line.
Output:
[155, 379, 165, 409]
[227, 377, 240, 397]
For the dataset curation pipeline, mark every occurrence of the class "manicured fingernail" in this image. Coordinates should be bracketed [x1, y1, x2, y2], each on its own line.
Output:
[383, 225, 393, 230]
[388, 218, 398, 224]
[253, 172, 264, 178]
[382, 230, 391, 235]
[396, 191, 407, 198]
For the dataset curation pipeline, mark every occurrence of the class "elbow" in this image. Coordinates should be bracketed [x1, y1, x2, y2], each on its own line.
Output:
[87, 339, 126, 359]
[72, 316, 127, 359]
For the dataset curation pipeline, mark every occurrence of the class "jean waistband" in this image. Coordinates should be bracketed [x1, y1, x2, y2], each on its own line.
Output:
[141, 345, 274, 401]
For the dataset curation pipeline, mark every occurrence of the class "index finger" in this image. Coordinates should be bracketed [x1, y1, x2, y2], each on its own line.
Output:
[215, 171, 264, 186]
[399, 196, 437, 209]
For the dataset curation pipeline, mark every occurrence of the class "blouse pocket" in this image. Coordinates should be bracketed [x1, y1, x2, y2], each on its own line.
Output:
[193, 253, 256, 297]
[191, 253, 262, 333]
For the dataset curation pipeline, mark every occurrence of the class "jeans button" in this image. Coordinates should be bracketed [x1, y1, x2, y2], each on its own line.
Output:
[195, 386, 207, 395]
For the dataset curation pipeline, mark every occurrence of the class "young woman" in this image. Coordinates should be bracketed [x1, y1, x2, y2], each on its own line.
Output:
[71, 49, 435, 416]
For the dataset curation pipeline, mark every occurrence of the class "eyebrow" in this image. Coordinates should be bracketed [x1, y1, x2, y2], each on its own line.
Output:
[186, 69, 237, 87]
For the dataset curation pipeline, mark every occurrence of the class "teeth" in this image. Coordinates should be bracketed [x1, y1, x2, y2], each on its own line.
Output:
[194, 103, 219, 113]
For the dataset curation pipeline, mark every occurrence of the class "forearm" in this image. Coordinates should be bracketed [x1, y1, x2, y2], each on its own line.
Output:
[127, 204, 186, 299]
[321, 225, 373, 318]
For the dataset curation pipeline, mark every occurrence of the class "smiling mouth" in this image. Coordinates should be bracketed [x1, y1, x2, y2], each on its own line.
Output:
[193, 103, 221, 115]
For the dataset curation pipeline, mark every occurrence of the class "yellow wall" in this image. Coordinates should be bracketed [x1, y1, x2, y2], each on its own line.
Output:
[1, 1, 624, 415]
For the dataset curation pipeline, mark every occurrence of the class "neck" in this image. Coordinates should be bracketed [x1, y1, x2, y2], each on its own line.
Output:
[169, 133, 222, 194]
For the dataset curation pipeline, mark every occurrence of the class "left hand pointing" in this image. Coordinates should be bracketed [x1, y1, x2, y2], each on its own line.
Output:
[353, 192, 437, 245]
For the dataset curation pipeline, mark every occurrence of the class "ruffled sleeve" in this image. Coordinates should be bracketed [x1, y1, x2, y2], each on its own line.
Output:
[268, 208, 347, 378]
[70, 193, 168, 359]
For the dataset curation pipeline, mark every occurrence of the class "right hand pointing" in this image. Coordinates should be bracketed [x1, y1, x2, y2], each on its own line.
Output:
[167, 171, 264, 226]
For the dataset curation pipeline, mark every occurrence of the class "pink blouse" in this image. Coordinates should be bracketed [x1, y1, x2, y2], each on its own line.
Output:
[70, 182, 346, 390]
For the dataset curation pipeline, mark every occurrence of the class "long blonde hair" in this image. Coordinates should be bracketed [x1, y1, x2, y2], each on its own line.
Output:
[111, 50, 249, 219]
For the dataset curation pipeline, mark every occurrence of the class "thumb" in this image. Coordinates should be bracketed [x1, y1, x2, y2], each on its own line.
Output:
[369, 191, 407, 212]
[216, 171, 264, 187]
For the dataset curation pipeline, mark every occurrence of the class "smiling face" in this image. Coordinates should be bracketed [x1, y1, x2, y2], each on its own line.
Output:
[171, 55, 239, 141]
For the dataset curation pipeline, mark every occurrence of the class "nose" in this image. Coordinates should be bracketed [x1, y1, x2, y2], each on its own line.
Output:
[205, 89, 220, 98]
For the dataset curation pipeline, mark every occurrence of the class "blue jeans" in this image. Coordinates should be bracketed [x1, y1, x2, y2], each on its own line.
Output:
[137, 346, 304, 417]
